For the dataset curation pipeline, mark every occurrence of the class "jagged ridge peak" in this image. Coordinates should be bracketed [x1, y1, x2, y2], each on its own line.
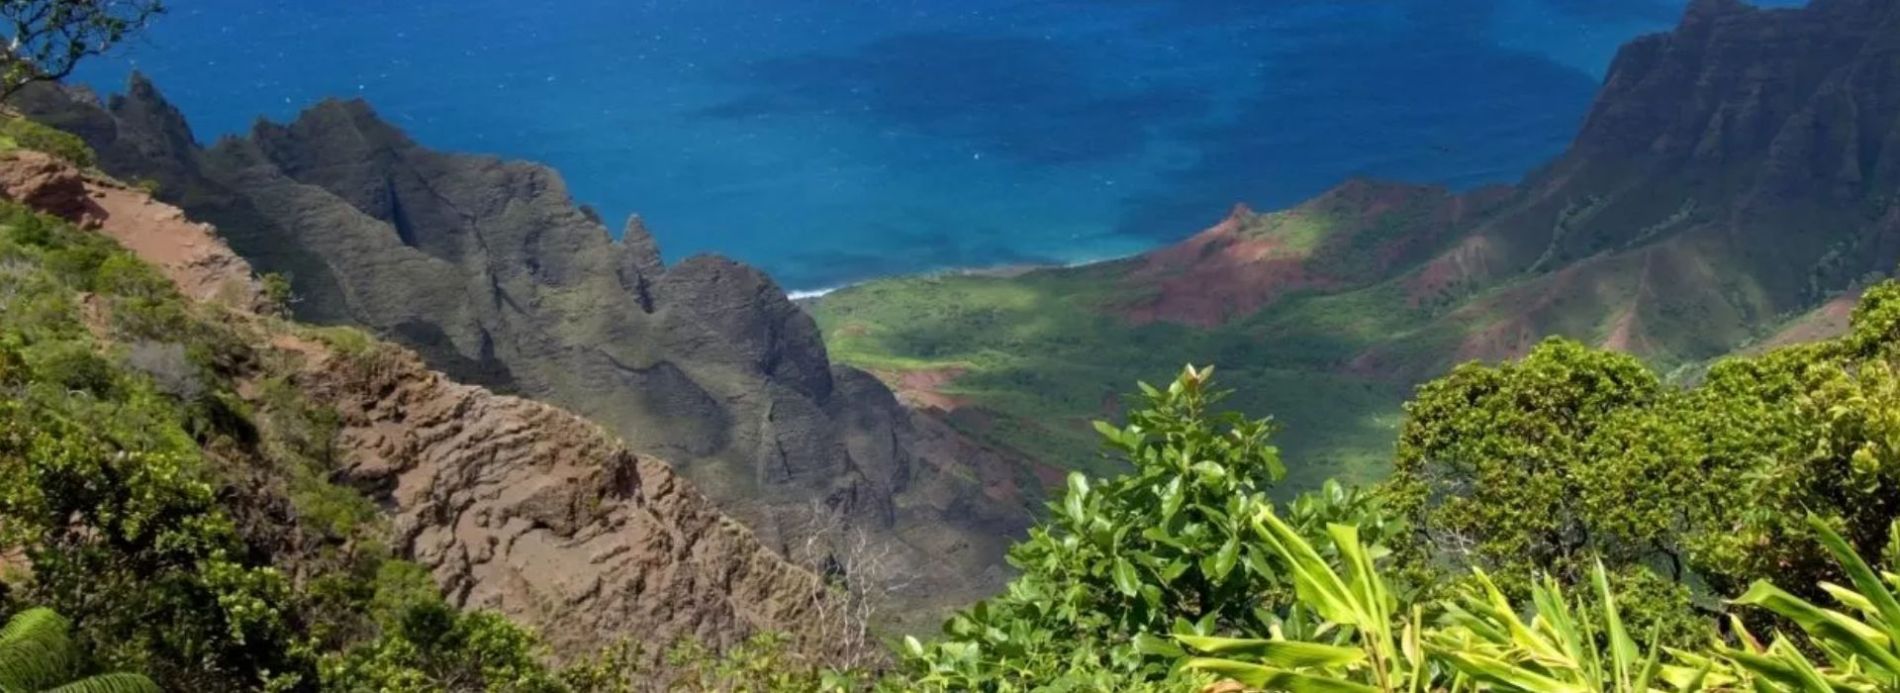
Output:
[19, 74, 1032, 627]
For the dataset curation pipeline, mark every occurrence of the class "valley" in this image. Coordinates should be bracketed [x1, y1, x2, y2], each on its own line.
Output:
[812, 0, 1900, 497]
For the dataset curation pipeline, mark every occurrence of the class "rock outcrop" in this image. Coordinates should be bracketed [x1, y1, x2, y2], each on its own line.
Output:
[0, 150, 845, 663]
[13, 79, 1031, 623]
[289, 338, 841, 662]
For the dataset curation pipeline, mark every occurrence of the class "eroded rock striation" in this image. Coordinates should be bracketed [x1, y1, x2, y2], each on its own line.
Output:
[0, 149, 846, 663]
[16, 79, 1030, 623]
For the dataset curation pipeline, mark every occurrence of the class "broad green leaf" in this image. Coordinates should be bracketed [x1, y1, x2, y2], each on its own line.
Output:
[1063, 472, 1090, 524]
[1159, 475, 1185, 522]
[1132, 632, 1185, 658]
[1254, 509, 1361, 627]
[1175, 635, 1366, 668]
[1594, 561, 1638, 688]
[1112, 557, 1140, 597]
[1720, 646, 1822, 691]
[1732, 580, 1900, 674]
[1180, 658, 1379, 693]
[1807, 515, 1900, 646]
[1206, 535, 1240, 583]
[1430, 648, 1591, 693]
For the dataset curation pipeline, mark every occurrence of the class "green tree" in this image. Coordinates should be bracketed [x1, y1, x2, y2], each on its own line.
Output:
[1384, 338, 1711, 640]
[904, 366, 1401, 690]
[0, 1, 164, 100]
[0, 607, 159, 693]
[1385, 282, 1900, 640]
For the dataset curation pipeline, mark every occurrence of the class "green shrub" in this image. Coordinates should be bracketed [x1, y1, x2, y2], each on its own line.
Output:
[261, 271, 294, 315]
[902, 366, 1400, 690]
[1387, 282, 1900, 642]
[0, 115, 95, 168]
[320, 600, 565, 693]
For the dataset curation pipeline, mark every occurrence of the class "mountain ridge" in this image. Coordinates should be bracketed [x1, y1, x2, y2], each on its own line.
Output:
[0, 146, 854, 671]
[13, 77, 1033, 629]
[809, 0, 1900, 488]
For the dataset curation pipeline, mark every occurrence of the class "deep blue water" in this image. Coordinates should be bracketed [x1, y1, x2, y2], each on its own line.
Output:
[73, 0, 1801, 290]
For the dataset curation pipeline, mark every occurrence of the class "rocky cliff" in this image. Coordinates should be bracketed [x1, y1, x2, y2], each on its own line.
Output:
[0, 147, 850, 665]
[14, 79, 1030, 626]
[805, 0, 1900, 483]
[1113, 0, 1900, 374]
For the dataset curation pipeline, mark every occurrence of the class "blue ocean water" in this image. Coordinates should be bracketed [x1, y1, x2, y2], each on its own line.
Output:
[73, 0, 1802, 290]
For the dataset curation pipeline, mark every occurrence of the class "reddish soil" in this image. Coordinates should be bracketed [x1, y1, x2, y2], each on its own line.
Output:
[1117, 179, 1495, 327]
[1119, 204, 1336, 327]
[1599, 250, 1657, 354]
[1747, 289, 1862, 354]
[876, 366, 972, 412]
[0, 151, 264, 310]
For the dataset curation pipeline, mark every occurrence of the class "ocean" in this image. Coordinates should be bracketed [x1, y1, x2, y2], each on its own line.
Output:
[73, 0, 1803, 291]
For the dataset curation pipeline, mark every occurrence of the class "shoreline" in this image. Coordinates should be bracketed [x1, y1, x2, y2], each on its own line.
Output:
[784, 252, 1136, 303]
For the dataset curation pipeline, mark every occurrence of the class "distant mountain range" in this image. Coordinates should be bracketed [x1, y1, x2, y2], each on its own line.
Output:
[810, 0, 1900, 490]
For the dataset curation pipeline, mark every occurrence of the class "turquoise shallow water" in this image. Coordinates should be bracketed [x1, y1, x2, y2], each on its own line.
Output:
[73, 0, 1801, 290]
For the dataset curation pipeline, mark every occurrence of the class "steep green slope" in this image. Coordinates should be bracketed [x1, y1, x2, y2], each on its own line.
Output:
[814, 266, 1409, 494]
[812, 0, 1900, 494]
[0, 127, 859, 688]
[0, 186, 540, 689]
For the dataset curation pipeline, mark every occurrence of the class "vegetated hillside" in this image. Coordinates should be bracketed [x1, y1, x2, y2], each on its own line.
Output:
[0, 136, 852, 686]
[810, 0, 1900, 490]
[13, 79, 1033, 629]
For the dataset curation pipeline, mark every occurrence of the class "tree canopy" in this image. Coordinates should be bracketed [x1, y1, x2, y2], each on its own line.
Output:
[0, 1, 163, 99]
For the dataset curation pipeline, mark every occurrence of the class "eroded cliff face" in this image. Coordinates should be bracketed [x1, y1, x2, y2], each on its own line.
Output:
[1368, 0, 1900, 373]
[283, 337, 843, 663]
[0, 148, 847, 664]
[14, 79, 1030, 624]
[1126, 0, 1900, 378]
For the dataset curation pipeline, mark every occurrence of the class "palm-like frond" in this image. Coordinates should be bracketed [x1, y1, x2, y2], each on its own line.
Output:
[0, 607, 81, 693]
[1178, 509, 1720, 692]
[40, 672, 161, 693]
[1720, 516, 1900, 692]
[0, 607, 160, 693]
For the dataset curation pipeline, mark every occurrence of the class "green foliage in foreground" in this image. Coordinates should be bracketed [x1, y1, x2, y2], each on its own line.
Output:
[0, 607, 158, 693]
[1389, 282, 1900, 640]
[901, 366, 1398, 690]
[1178, 511, 1900, 693]
[888, 282, 1900, 690]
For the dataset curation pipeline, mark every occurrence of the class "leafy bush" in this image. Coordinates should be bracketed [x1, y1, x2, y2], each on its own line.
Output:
[902, 366, 1399, 689]
[320, 600, 565, 693]
[1386, 286, 1900, 643]
[0, 115, 96, 167]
